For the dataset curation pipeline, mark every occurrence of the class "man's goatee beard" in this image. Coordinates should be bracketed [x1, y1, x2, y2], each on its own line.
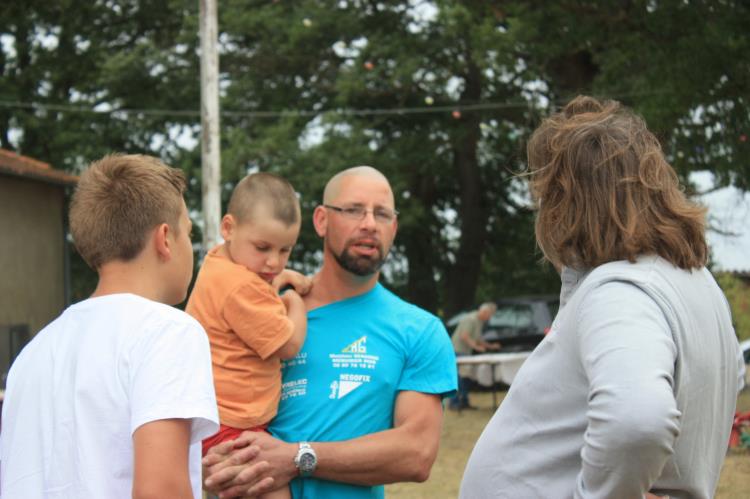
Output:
[333, 247, 388, 276]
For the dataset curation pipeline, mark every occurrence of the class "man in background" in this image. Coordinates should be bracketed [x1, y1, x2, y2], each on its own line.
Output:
[449, 302, 500, 410]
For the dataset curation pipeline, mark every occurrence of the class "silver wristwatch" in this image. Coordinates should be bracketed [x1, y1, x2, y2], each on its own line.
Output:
[294, 442, 317, 477]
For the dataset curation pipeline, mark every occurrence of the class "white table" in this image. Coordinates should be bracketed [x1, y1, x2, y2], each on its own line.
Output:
[456, 352, 530, 407]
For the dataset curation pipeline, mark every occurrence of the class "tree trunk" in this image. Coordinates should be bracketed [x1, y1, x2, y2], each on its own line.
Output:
[444, 60, 488, 318]
[403, 171, 439, 313]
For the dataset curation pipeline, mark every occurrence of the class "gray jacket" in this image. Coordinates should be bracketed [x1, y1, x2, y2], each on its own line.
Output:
[460, 255, 743, 499]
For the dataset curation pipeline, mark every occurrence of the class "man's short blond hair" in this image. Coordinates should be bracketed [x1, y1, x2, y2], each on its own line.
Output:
[227, 172, 300, 226]
[70, 154, 186, 270]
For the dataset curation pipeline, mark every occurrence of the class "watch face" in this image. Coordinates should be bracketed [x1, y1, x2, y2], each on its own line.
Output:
[300, 452, 315, 470]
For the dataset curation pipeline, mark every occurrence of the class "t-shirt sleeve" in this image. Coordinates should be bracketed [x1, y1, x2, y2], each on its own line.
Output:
[129, 319, 219, 443]
[398, 316, 457, 398]
[223, 282, 295, 360]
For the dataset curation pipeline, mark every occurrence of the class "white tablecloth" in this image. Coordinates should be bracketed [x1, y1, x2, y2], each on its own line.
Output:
[456, 352, 530, 386]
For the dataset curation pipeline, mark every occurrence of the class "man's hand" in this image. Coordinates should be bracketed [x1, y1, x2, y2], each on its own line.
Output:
[202, 434, 275, 498]
[203, 432, 298, 498]
[273, 269, 313, 295]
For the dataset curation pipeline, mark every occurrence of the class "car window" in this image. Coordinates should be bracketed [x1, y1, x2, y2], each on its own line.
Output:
[489, 305, 534, 331]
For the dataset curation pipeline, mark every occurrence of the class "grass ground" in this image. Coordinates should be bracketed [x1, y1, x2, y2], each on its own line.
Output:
[386, 389, 750, 498]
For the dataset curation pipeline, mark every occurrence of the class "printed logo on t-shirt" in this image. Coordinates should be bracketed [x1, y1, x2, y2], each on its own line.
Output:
[329, 373, 371, 399]
[329, 337, 379, 369]
[281, 378, 307, 400]
[342, 336, 367, 353]
[281, 351, 307, 369]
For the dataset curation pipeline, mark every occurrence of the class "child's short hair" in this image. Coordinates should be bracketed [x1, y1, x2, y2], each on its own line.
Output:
[227, 172, 300, 226]
[70, 154, 187, 270]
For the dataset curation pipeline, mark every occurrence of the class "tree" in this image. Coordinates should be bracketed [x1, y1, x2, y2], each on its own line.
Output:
[513, 0, 750, 188]
[1, 0, 204, 301]
[215, 0, 556, 315]
[0, 0, 203, 170]
[3, 0, 748, 317]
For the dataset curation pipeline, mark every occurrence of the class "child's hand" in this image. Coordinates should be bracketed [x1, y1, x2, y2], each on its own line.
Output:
[272, 269, 313, 295]
[280, 288, 304, 312]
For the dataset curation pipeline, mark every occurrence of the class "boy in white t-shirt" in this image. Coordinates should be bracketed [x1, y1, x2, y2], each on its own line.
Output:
[0, 154, 219, 498]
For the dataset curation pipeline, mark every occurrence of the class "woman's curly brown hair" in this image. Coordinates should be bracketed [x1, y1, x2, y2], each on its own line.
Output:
[527, 95, 707, 271]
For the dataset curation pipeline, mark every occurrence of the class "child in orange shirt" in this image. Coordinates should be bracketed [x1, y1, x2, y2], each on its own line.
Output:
[186, 172, 309, 499]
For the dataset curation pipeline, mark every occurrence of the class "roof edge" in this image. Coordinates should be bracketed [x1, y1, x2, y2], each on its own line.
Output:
[0, 148, 78, 186]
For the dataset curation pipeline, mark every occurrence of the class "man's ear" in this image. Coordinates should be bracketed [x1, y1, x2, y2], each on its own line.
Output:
[153, 223, 172, 261]
[312, 205, 327, 238]
[220, 214, 235, 241]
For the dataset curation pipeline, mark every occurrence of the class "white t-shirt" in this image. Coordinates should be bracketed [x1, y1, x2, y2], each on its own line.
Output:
[0, 294, 219, 498]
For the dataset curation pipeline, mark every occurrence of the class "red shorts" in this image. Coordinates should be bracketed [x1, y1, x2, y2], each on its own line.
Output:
[202, 423, 269, 457]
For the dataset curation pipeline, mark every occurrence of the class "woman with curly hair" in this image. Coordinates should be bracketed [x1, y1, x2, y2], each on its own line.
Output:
[460, 96, 744, 499]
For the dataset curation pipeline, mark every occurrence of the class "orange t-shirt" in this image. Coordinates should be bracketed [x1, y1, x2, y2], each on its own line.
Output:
[186, 245, 294, 428]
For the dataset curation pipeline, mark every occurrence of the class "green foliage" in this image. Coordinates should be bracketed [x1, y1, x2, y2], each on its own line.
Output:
[3, 1, 749, 315]
[0, 0, 201, 169]
[716, 273, 750, 342]
[513, 0, 750, 188]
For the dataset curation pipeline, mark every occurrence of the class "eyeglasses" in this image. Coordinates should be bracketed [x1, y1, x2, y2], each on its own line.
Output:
[323, 204, 399, 224]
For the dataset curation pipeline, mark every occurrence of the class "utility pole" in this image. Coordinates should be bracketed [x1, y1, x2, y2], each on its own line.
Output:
[199, 0, 221, 253]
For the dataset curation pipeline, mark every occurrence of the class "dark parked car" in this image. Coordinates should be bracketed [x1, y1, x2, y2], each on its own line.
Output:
[446, 296, 560, 353]
[741, 339, 750, 364]
[483, 296, 559, 352]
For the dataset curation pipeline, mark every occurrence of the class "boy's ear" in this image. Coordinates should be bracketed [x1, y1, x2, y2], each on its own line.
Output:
[312, 205, 327, 238]
[220, 214, 235, 241]
[153, 223, 172, 261]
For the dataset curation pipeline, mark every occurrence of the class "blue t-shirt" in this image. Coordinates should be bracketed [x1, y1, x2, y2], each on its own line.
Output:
[270, 283, 457, 498]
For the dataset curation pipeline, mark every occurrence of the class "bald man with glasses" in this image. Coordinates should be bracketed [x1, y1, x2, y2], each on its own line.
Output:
[203, 166, 457, 499]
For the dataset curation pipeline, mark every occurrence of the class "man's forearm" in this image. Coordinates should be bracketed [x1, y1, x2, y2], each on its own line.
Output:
[313, 426, 435, 484]
[204, 392, 444, 497]
[311, 391, 443, 485]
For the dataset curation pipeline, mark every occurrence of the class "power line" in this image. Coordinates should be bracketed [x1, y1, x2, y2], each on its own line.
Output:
[0, 100, 198, 117]
[0, 89, 672, 119]
[0, 98, 539, 119]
